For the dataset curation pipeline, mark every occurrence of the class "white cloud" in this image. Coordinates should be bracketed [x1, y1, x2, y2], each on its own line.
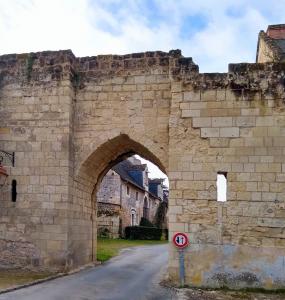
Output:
[135, 155, 169, 188]
[0, 0, 284, 71]
[1, 0, 284, 183]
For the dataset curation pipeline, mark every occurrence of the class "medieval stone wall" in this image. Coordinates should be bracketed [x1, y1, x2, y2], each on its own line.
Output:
[0, 51, 75, 270]
[0, 49, 285, 288]
[168, 63, 285, 288]
[70, 51, 176, 265]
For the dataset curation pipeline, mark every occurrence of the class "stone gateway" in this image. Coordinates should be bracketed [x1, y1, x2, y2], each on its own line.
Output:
[1, 25, 285, 289]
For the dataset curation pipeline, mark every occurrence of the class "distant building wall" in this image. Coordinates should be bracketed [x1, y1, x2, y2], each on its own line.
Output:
[97, 170, 121, 205]
[256, 32, 279, 63]
[97, 202, 121, 238]
[97, 167, 160, 237]
[256, 25, 285, 63]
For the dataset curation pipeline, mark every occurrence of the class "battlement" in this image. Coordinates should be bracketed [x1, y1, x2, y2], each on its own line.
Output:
[76, 49, 197, 74]
[0, 49, 197, 85]
[0, 49, 285, 101]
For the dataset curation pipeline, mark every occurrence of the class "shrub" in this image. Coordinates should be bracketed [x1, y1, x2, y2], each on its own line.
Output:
[125, 226, 162, 240]
[139, 217, 155, 227]
[98, 227, 111, 238]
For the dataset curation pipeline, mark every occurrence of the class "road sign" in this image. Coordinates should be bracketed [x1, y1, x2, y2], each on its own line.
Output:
[173, 232, 189, 249]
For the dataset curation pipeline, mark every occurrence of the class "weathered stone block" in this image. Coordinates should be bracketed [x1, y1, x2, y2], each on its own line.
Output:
[201, 128, 219, 138]
[212, 117, 233, 127]
[193, 117, 211, 128]
[181, 109, 200, 118]
[183, 91, 201, 101]
[220, 127, 239, 138]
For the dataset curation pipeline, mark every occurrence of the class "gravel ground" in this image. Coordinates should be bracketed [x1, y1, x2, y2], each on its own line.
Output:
[177, 287, 285, 300]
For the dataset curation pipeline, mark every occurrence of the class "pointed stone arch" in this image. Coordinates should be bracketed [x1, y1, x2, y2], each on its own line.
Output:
[68, 133, 167, 266]
[76, 133, 166, 186]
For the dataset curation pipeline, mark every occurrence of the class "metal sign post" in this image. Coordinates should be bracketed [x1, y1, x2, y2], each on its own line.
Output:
[172, 232, 189, 287]
[178, 248, 185, 287]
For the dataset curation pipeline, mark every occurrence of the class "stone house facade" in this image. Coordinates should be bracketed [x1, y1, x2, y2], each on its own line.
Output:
[97, 157, 165, 238]
[0, 23, 285, 289]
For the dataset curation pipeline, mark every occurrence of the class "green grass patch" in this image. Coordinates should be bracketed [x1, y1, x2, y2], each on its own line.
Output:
[0, 270, 53, 290]
[97, 238, 167, 262]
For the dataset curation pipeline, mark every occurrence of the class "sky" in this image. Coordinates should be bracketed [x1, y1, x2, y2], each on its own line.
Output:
[135, 155, 169, 187]
[1, 0, 284, 185]
[1, 0, 285, 72]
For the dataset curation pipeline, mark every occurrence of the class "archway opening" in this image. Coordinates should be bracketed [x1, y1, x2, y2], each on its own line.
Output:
[96, 154, 169, 258]
[74, 134, 168, 265]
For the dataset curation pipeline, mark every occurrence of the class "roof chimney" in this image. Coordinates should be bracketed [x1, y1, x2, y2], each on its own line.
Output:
[266, 24, 285, 39]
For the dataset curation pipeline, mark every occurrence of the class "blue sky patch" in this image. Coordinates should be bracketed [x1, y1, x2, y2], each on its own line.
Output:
[179, 14, 209, 39]
[226, 6, 245, 19]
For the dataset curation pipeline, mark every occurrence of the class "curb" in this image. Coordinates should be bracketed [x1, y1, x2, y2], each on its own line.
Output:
[0, 262, 102, 295]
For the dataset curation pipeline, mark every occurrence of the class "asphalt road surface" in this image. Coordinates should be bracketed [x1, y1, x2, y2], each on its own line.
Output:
[0, 244, 177, 300]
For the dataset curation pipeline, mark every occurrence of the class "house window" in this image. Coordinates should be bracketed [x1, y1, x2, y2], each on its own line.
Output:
[131, 209, 136, 226]
[136, 191, 138, 201]
[217, 172, 227, 202]
[127, 186, 130, 196]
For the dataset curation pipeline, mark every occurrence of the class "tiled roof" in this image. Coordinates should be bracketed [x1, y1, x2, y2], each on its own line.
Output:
[112, 160, 144, 190]
[125, 164, 147, 171]
[111, 159, 162, 200]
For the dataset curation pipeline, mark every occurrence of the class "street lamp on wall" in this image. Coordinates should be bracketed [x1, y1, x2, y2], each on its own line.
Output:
[0, 164, 8, 188]
[0, 150, 15, 167]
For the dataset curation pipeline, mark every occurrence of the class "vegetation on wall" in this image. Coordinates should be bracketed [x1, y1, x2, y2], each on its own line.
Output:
[26, 54, 35, 81]
[139, 217, 155, 227]
[98, 227, 111, 238]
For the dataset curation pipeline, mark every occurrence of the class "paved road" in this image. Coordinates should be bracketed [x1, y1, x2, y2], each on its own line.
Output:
[0, 244, 177, 300]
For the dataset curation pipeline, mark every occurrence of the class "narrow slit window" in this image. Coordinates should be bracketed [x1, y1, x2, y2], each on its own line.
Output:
[11, 179, 17, 202]
[217, 172, 227, 202]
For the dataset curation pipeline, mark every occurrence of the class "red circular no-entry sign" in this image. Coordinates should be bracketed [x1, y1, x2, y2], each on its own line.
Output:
[173, 232, 189, 249]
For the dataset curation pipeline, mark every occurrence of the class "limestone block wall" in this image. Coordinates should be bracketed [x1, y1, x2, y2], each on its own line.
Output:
[73, 51, 176, 173]
[70, 51, 177, 264]
[0, 51, 75, 270]
[1, 48, 285, 290]
[168, 63, 285, 289]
